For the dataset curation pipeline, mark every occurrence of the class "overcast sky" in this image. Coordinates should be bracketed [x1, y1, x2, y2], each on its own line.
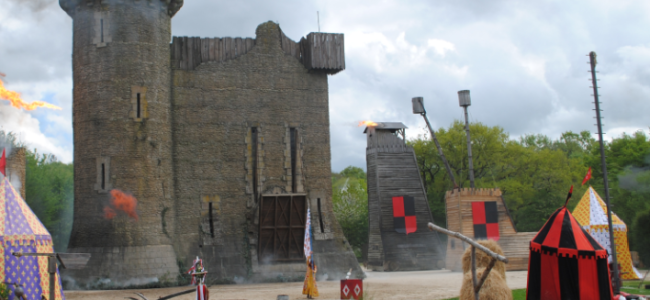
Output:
[1, 0, 649, 171]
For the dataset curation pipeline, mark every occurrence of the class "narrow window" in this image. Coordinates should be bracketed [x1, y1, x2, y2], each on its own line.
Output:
[101, 163, 105, 190]
[317, 198, 325, 233]
[100, 19, 104, 43]
[451, 239, 455, 249]
[209, 202, 214, 237]
[290, 128, 297, 192]
[136, 93, 141, 119]
[251, 127, 258, 203]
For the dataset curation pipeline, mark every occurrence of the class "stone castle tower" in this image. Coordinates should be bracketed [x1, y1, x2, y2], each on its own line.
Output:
[59, 0, 361, 285]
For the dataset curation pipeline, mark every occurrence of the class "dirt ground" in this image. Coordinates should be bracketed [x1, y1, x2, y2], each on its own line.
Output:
[65, 270, 528, 300]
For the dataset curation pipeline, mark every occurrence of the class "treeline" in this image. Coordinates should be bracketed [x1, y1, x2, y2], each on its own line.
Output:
[1, 131, 73, 252]
[332, 121, 650, 265]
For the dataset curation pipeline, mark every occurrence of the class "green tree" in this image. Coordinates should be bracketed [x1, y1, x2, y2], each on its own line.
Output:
[332, 166, 368, 259]
[410, 122, 586, 232]
[25, 151, 74, 252]
[632, 208, 650, 266]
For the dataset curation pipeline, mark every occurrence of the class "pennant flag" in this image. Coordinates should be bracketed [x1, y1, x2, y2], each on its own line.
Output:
[392, 196, 417, 234]
[564, 185, 573, 207]
[471, 201, 500, 241]
[304, 208, 313, 259]
[0, 148, 5, 176]
[582, 167, 592, 185]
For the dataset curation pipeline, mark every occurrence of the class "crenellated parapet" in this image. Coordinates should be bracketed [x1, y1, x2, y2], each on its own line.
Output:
[59, 0, 183, 17]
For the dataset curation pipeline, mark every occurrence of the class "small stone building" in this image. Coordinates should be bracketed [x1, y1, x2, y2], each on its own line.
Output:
[59, 0, 361, 285]
[364, 122, 444, 271]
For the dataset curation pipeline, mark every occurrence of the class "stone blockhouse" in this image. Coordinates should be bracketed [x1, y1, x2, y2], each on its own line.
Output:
[59, 0, 361, 284]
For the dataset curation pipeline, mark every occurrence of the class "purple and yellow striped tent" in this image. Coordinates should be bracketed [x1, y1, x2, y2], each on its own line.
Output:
[0, 178, 65, 300]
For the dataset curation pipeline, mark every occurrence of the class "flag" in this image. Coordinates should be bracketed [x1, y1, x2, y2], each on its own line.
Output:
[392, 196, 417, 235]
[471, 201, 500, 241]
[0, 148, 5, 177]
[582, 167, 592, 185]
[304, 208, 312, 260]
[564, 185, 573, 207]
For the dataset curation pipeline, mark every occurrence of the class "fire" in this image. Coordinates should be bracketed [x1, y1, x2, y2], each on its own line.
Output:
[104, 189, 139, 221]
[358, 120, 378, 127]
[0, 79, 62, 111]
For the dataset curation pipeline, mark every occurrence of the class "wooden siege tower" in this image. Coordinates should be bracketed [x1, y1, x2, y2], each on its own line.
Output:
[444, 188, 536, 271]
[364, 122, 443, 271]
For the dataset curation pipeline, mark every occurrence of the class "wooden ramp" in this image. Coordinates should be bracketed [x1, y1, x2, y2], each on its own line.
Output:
[365, 123, 444, 271]
[445, 188, 536, 271]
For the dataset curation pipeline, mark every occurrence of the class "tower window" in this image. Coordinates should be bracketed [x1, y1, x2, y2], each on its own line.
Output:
[136, 93, 141, 119]
[209, 202, 214, 237]
[251, 127, 258, 203]
[93, 11, 111, 47]
[317, 198, 325, 233]
[290, 128, 297, 192]
[131, 86, 147, 121]
[94, 156, 111, 193]
[101, 163, 105, 190]
[100, 19, 104, 43]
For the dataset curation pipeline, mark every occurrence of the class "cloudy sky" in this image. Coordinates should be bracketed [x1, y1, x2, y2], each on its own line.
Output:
[1, 0, 649, 171]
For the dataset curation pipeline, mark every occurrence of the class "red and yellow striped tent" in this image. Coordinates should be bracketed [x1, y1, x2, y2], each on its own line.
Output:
[572, 186, 643, 280]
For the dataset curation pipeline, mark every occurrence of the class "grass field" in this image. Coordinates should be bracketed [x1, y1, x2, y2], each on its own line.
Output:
[443, 283, 650, 299]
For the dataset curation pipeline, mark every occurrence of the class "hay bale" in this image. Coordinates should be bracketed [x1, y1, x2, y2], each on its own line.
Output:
[461, 240, 506, 279]
[459, 267, 512, 300]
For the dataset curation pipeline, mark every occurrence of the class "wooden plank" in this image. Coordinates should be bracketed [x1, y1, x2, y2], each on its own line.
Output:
[201, 38, 209, 62]
[245, 38, 254, 52]
[230, 37, 236, 60]
[217, 38, 223, 62]
[183, 37, 194, 70]
[224, 38, 231, 60]
[209, 38, 216, 61]
[235, 37, 243, 58]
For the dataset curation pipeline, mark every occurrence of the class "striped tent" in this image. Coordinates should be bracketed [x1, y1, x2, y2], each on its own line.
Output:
[0, 178, 65, 300]
[572, 186, 643, 280]
[526, 206, 613, 300]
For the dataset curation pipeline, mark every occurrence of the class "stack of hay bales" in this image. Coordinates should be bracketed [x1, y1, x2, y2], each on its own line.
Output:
[459, 240, 512, 300]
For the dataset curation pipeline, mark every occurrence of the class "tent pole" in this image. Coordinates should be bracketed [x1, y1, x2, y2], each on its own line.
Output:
[48, 255, 56, 300]
[589, 51, 620, 294]
[471, 246, 479, 300]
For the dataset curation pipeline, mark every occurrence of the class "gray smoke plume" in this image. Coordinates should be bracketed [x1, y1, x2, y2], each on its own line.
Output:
[618, 164, 650, 193]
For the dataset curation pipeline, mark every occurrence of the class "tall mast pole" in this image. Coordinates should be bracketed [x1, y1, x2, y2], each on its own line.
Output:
[589, 51, 619, 294]
[458, 90, 475, 188]
[412, 97, 459, 189]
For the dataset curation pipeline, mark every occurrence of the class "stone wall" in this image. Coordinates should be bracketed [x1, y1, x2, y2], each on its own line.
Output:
[171, 22, 361, 280]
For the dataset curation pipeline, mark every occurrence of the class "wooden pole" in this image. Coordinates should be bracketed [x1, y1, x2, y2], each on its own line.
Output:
[474, 258, 497, 294]
[471, 246, 479, 300]
[427, 223, 508, 263]
[589, 51, 620, 294]
[48, 256, 56, 300]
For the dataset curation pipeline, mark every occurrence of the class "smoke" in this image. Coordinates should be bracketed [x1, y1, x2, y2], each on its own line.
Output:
[618, 164, 650, 193]
[6, 0, 53, 13]
[104, 189, 139, 221]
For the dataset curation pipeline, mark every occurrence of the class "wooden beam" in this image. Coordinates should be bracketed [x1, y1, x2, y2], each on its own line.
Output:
[427, 222, 509, 263]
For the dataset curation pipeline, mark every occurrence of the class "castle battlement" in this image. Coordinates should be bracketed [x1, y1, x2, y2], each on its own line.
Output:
[59, 0, 184, 17]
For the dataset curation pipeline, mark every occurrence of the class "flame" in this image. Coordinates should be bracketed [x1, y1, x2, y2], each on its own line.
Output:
[0, 79, 62, 111]
[104, 189, 139, 221]
[358, 120, 378, 127]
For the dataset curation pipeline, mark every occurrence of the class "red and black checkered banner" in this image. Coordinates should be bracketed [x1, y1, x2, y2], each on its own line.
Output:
[392, 196, 416, 235]
[471, 201, 499, 241]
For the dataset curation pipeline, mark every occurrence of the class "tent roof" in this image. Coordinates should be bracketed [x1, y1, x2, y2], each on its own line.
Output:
[0, 178, 51, 245]
[573, 186, 626, 230]
[531, 206, 607, 259]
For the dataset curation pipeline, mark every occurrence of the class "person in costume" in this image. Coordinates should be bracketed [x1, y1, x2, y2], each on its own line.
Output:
[302, 256, 319, 299]
[187, 257, 209, 300]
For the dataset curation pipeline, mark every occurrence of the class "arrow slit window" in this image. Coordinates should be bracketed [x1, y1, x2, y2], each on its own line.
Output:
[94, 156, 112, 193]
[130, 86, 147, 121]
